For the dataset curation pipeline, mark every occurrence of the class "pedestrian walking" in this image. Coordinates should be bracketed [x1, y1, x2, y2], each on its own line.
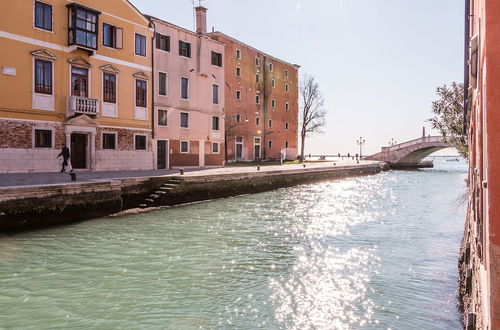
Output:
[57, 144, 72, 172]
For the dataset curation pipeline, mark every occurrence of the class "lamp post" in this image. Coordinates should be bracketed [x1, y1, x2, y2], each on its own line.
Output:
[357, 137, 366, 158]
[389, 138, 397, 146]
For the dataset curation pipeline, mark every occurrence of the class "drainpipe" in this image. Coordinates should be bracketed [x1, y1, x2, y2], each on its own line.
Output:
[262, 55, 268, 160]
[151, 21, 157, 168]
[463, 0, 470, 134]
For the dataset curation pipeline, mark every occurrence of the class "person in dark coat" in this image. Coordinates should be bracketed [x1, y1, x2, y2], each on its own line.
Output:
[57, 144, 71, 172]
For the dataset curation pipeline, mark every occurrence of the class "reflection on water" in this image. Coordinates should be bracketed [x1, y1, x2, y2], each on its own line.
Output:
[0, 159, 466, 329]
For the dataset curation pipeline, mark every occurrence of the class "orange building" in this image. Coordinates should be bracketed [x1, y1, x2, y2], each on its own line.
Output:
[463, 0, 500, 328]
[0, 0, 154, 172]
[210, 32, 299, 161]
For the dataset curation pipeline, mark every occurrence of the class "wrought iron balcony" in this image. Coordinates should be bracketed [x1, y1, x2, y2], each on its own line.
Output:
[68, 96, 100, 117]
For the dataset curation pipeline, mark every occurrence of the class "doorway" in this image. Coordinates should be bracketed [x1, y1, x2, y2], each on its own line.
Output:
[157, 140, 168, 169]
[235, 137, 243, 160]
[254, 137, 261, 159]
[71, 133, 87, 169]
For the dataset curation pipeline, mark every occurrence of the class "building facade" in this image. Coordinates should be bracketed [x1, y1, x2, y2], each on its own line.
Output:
[147, 7, 225, 168]
[462, 0, 500, 328]
[209, 32, 299, 162]
[0, 0, 154, 173]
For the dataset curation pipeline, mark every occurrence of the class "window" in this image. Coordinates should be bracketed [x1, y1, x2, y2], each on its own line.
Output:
[181, 77, 189, 99]
[34, 129, 52, 148]
[135, 135, 147, 150]
[102, 133, 116, 149]
[236, 67, 241, 77]
[256, 95, 260, 104]
[255, 57, 260, 66]
[256, 117, 260, 126]
[211, 51, 222, 67]
[35, 59, 52, 95]
[103, 72, 116, 103]
[256, 73, 260, 83]
[179, 41, 191, 58]
[180, 112, 189, 128]
[68, 4, 98, 50]
[268, 119, 273, 128]
[285, 141, 289, 148]
[180, 141, 189, 153]
[213, 84, 219, 104]
[236, 113, 241, 123]
[236, 90, 241, 100]
[285, 69, 289, 78]
[158, 109, 167, 126]
[135, 34, 146, 56]
[136, 80, 147, 107]
[71, 67, 88, 97]
[285, 122, 289, 130]
[103, 23, 116, 48]
[159, 72, 167, 96]
[269, 62, 273, 71]
[236, 49, 241, 59]
[212, 116, 220, 130]
[271, 99, 276, 108]
[271, 79, 275, 88]
[156, 33, 170, 51]
[212, 142, 219, 154]
[35, 1, 52, 31]
[268, 140, 273, 149]
[285, 84, 289, 92]
[285, 102, 289, 111]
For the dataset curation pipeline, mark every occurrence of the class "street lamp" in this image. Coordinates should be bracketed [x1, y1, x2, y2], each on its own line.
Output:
[389, 138, 397, 146]
[357, 137, 366, 158]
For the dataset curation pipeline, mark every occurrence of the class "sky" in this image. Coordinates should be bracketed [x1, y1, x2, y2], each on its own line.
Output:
[131, 0, 464, 156]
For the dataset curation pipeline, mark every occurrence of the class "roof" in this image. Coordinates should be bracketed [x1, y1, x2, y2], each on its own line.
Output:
[144, 15, 225, 46]
[209, 31, 300, 69]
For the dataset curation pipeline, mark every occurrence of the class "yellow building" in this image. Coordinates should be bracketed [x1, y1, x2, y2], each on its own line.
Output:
[0, 0, 154, 172]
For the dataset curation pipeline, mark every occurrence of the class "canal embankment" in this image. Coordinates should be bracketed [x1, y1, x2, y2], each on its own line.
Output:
[0, 161, 386, 231]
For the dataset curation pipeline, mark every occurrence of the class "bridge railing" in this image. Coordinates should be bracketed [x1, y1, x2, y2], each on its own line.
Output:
[387, 136, 443, 151]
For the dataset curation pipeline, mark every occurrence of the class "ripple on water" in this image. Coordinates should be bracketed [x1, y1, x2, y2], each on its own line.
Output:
[0, 161, 466, 329]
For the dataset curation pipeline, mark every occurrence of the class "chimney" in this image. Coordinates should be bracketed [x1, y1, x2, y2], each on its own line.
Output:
[195, 6, 207, 34]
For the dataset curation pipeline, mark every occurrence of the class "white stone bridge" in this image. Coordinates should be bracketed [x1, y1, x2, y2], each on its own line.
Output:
[366, 136, 451, 168]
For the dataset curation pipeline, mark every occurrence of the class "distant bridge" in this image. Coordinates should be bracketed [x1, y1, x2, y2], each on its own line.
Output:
[366, 136, 452, 168]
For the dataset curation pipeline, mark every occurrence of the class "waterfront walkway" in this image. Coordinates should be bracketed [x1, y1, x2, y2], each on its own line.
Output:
[0, 160, 377, 188]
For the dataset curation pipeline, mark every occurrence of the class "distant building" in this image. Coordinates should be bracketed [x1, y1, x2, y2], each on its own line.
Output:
[209, 32, 300, 161]
[0, 0, 154, 172]
[463, 0, 500, 328]
[146, 7, 225, 168]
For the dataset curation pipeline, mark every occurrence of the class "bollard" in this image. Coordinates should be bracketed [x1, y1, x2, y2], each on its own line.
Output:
[69, 172, 76, 181]
[179, 168, 184, 175]
[257, 166, 260, 171]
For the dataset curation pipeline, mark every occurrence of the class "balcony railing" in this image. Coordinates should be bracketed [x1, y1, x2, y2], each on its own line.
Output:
[68, 96, 100, 118]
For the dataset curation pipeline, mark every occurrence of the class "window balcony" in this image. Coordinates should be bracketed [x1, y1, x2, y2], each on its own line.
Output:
[68, 96, 100, 118]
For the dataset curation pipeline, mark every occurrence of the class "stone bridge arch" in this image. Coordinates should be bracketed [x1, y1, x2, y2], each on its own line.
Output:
[366, 136, 452, 168]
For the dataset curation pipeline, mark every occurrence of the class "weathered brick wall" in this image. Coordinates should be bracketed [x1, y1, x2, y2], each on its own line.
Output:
[96, 127, 151, 151]
[205, 153, 224, 166]
[170, 140, 199, 167]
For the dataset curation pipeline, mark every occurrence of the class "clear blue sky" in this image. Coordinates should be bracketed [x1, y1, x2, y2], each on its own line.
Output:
[131, 0, 464, 155]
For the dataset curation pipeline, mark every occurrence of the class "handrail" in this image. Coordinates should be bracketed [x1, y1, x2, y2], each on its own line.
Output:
[387, 136, 444, 151]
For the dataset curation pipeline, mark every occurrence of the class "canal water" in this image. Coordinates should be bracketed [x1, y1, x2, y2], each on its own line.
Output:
[0, 159, 467, 329]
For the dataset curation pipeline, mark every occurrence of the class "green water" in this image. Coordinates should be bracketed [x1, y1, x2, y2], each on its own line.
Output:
[0, 160, 466, 329]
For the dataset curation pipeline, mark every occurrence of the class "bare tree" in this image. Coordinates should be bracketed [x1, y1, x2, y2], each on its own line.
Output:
[224, 114, 241, 160]
[299, 74, 327, 160]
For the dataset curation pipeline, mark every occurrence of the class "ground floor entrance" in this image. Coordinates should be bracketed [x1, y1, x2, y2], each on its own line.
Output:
[157, 140, 169, 169]
[71, 133, 87, 169]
